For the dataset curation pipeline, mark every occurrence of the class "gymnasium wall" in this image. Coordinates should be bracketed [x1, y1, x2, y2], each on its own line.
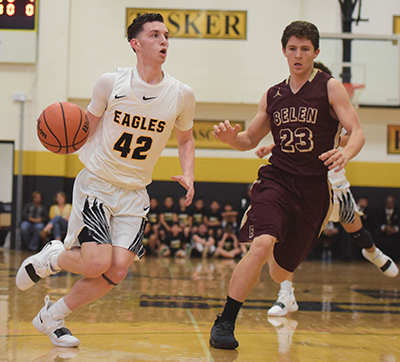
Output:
[1, 0, 400, 223]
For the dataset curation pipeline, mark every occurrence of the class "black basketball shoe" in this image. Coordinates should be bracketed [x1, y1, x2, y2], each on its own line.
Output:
[209, 314, 239, 349]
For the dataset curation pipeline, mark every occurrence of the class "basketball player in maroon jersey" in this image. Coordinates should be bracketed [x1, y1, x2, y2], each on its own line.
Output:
[209, 20, 365, 349]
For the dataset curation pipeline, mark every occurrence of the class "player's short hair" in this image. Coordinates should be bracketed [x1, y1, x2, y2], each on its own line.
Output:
[314, 61, 332, 75]
[281, 21, 319, 51]
[127, 13, 164, 42]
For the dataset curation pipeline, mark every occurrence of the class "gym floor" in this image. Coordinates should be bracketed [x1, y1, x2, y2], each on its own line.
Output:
[1, 250, 399, 362]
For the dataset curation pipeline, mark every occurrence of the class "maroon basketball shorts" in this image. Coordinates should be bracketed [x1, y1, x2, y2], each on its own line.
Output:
[240, 165, 332, 272]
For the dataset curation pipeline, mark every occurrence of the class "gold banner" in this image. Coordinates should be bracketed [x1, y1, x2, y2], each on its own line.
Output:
[126, 9, 247, 40]
[167, 120, 245, 149]
[387, 125, 400, 154]
[394, 16, 400, 34]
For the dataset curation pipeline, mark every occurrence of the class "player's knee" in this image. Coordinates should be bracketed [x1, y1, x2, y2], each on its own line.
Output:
[82, 258, 112, 278]
[105, 266, 129, 284]
[349, 227, 374, 249]
[250, 236, 275, 264]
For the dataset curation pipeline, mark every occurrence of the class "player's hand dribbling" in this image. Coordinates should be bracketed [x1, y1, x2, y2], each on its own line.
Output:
[171, 175, 194, 206]
[213, 120, 241, 145]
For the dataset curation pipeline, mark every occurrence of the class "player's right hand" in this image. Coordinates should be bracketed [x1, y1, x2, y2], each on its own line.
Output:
[212, 120, 241, 144]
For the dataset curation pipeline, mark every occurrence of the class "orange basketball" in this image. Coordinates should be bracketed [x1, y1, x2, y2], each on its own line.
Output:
[37, 102, 90, 154]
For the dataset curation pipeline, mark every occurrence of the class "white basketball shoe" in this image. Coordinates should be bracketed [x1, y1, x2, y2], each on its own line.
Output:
[33, 296, 80, 348]
[362, 247, 399, 277]
[16, 240, 64, 291]
[268, 288, 299, 317]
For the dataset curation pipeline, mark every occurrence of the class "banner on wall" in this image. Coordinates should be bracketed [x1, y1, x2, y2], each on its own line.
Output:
[126, 8, 247, 40]
[394, 16, 400, 35]
[387, 125, 400, 154]
[166, 120, 245, 149]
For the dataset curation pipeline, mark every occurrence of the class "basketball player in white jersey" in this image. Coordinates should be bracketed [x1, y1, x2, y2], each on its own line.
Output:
[256, 131, 398, 317]
[15, 13, 195, 347]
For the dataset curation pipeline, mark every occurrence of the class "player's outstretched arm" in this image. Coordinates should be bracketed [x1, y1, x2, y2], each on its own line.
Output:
[319, 79, 365, 172]
[172, 128, 195, 206]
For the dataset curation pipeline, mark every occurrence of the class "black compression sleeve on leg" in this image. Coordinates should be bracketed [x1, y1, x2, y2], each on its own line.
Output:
[349, 228, 374, 249]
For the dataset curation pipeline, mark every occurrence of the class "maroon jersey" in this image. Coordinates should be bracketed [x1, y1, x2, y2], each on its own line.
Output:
[264, 70, 341, 177]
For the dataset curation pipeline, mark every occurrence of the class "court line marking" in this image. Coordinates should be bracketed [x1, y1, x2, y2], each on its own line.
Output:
[186, 309, 214, 362]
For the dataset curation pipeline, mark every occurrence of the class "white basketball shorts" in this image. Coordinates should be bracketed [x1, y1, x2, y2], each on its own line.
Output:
[64, 168, 149, 258]
[330, 187, 361, 224]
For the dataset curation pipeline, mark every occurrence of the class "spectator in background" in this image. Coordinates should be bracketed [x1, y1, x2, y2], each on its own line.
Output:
[239, 184, 252, 222]
[147, 197, 161, 244]
[375, 195, 400, 260]
[40, 191, 72, 242]
[318, 221, 340, 262]
[159, 196, 178, 243]
[177, 196, 192, 241]
[21, 191, 48, 251]
[221, 202, 239, 234]
[205, 200, 223, 240]
[190, 197, 207, 233]
[357, 196, 374, 234]
[142, 222, 159, 256]
[191, 223, 216, 258]
[159, 223, 186, 258]
[215, 224, 242, 259]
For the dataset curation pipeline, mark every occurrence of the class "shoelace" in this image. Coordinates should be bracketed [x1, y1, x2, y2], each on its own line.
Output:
[43, 313, 67, 334]
[41, 297, 67, 334]
[215, 322, 235, 335]
[277, 290, 289, 301]
[31, 257, 50, 277]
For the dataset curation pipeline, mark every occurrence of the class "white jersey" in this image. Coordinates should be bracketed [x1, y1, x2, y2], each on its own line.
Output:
[80, 67, 195, 190]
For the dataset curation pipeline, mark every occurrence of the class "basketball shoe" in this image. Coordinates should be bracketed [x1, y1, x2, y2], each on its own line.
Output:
[268, 288, 299, 317]
[16, 240, 64, 291]
[362, 248, 399, 277]
[209, 314, 239, 349]
[33, 296, 80, 348]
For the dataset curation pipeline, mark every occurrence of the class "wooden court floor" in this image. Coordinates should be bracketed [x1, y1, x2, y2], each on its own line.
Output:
[0, 250, 399, 362]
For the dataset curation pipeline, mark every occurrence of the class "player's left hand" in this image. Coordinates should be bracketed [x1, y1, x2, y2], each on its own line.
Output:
[319, 148, 350, 172]
[255, 144, 274, 159]
[171, 175, 194, 206]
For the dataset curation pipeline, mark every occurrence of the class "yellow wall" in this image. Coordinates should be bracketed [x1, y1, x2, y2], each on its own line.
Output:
[14, 150, 400, 188]
[14, 103, 400, 189]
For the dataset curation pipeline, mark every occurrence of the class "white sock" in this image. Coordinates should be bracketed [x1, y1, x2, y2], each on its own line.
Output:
[280, 280, 293, 293]
[365, 247, 381, 261]
[49, 252, 61, 272]
[48, 297, 72, 319]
